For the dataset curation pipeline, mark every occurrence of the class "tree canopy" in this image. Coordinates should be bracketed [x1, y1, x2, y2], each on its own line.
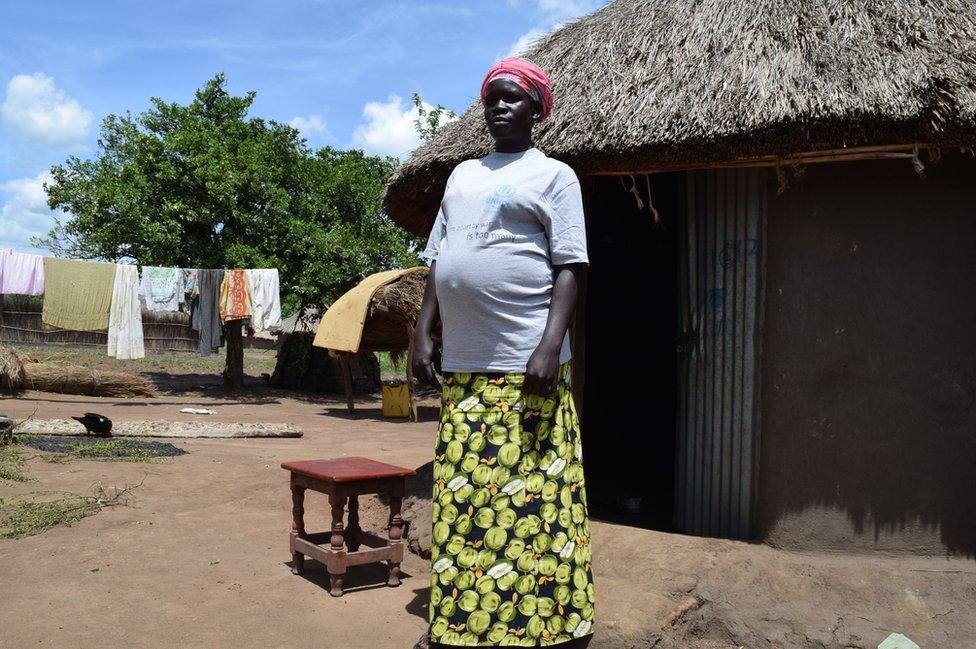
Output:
[40, 73, 422, 317]
[39, 73, 423, 385]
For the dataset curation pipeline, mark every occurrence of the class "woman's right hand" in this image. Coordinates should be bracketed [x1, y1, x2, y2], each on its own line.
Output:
[412, 332, 441, 390]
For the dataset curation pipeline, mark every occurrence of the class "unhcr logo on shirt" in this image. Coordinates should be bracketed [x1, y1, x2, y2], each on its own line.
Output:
[485, 183, 516, 208]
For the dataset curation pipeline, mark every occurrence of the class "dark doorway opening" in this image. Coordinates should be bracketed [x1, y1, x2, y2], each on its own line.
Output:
[580, 173, 682, 530]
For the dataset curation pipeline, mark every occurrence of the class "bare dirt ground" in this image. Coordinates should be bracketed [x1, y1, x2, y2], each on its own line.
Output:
[1, 353, 974, 649]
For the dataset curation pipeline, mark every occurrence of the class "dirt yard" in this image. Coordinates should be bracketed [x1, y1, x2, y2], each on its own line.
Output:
[1, 353, 974, 648]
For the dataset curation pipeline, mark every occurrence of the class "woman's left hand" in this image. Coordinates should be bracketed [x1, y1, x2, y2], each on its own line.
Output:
[523, 344, 560, 397]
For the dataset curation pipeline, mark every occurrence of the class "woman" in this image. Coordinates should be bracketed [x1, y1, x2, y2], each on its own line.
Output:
[412, 57, 594, 648]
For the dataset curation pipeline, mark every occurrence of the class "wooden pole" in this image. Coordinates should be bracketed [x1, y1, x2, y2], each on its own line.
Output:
[587, 144, 925, 177]
[404, 322, 418, 422]
[223, 319, 245, 388]
[338, 352, 355, 414]
[572, 177, 592, 423]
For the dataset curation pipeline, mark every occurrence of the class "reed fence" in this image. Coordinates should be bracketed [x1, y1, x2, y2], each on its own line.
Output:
[0, 295, 199, 352]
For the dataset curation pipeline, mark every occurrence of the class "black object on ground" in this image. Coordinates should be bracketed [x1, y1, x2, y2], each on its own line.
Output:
[22, 435, 188, 459]
[71, 413, 113, 437]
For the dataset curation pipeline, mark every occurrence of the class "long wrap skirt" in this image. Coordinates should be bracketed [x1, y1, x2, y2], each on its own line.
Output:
[428, 361, 595, 646]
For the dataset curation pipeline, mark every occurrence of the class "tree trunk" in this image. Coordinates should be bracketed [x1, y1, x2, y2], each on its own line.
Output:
[223, 320, 244, 388]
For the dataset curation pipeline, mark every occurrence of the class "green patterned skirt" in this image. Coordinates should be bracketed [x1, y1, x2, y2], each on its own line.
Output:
[428, 361, 595, 646]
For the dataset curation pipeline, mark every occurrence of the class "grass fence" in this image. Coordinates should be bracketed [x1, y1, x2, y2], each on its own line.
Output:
[0, 295, 199, 352]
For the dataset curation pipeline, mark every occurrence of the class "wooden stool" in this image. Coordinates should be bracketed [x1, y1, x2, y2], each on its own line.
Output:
[281, 457, 416, 597]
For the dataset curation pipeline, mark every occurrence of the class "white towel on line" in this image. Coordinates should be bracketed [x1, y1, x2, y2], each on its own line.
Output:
[244, 268, 282, 331]
[108, 264, 145, 360]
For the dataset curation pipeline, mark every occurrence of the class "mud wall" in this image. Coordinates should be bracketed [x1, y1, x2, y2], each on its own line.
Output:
[272, 332, 380, 394]
[758, 151, 976, 556]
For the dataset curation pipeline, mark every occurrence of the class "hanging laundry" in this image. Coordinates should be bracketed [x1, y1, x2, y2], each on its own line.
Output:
[0, 249, 45, 295]
[243, 268, 282, 331]
[140, 266, 185, 312]
[191, 269, 224, 356]
[41, 258, 116, 331]
[184, 268, 198, 298]
[219, 269, 251, 322]
[108, 264, 145, 359]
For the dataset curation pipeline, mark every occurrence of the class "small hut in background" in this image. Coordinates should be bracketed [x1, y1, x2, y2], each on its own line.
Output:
[383, 0, 976, 556]
[312, 267, 430, 419]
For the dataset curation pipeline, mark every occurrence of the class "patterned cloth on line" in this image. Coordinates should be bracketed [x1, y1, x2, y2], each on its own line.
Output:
[41, 258, 116, 331]
[140, 266, 185, 312]
[0, 249, 44, 295]
[428, 361, 595, 646]
[243, 268, 281, 331]
[108, 264, 145, 359]
[219, 269, 251, 322]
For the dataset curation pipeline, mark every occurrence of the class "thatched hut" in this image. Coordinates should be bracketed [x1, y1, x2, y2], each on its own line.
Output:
[383, 0, 976, 556]
[312, 267, 432, 418]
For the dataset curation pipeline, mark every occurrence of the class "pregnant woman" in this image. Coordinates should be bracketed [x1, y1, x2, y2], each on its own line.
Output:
[412, 57, 594, 648]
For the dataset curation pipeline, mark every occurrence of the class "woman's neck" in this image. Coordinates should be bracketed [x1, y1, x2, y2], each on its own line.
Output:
[493, 136, 534, 154]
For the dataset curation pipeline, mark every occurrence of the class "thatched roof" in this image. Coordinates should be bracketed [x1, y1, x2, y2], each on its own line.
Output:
[312, 267, 431, 356]
[383, 0, 976, 234]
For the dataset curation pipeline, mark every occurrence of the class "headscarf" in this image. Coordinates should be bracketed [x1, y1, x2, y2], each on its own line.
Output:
[480, 57, 554, 120]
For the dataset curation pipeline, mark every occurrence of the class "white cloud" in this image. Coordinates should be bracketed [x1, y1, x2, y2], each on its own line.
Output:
[509, 28, 548, 56]
[0, 73, 93, 149]
[0, 171, 61, 250]
[536, 0, 602, 22]
[289, 114, 330, 141]
[507, 0, 605, 57]
[351, 95, 455, 160]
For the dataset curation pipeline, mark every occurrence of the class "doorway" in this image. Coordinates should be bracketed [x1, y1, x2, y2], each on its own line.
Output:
[579, 168, 766, 540]
[580, 173, 682, 530]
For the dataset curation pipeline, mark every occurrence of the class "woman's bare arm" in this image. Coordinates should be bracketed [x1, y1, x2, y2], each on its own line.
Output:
[412, 261, 441, 389]
[523, 263, 584, 396]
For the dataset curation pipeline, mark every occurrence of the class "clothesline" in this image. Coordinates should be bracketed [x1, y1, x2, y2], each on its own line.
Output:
[1, 249, 282, 360]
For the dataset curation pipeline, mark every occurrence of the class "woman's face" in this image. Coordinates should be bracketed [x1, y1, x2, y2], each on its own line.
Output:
[483, 77, 537, 144]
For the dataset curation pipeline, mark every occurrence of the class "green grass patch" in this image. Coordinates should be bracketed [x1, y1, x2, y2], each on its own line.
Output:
[67, 439, 165, 462]
[0, 446, 31, 482]
[8, 344, 278, 376]
[0, 492, 99, 539]
[377, 351, 406, 377]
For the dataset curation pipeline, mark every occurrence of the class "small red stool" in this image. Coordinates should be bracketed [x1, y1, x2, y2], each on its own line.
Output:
[281, 456, 416, 597]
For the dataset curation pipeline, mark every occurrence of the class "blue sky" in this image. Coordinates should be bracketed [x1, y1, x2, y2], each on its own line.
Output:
[0, 0, 608, 253]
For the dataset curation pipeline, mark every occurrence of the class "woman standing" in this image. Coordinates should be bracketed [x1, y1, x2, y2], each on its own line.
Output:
[412, 57, 594, 648]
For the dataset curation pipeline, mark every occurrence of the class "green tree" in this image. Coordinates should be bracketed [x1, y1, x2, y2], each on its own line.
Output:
[412, 93, 456, 143]
[39, 74, 422, 387]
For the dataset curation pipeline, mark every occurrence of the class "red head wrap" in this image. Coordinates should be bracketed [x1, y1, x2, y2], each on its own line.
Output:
[480, 57, 553, 120]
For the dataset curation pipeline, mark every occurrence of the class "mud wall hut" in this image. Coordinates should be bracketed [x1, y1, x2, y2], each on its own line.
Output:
[381, 0, 976, 556]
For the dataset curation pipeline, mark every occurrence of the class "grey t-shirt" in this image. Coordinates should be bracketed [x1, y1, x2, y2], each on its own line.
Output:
[421, 147, 588, 372]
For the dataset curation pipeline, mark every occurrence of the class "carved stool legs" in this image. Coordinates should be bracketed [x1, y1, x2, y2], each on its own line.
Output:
[291, 484, 306, 575]
[387, 494, 403, 587]
[285, 473, 409, 598]
[346, 495, 361, 552]
[329, 493, 347, 597]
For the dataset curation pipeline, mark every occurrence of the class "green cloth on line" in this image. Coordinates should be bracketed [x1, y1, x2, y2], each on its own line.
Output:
[42, 258, 117, 331]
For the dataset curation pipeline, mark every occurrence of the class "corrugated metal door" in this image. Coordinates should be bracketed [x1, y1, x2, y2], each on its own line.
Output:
[675, 167, 765, 539]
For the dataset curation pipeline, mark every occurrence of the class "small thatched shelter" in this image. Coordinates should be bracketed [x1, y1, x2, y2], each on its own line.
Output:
[383, 0, 976, 556]
[312, 267, 432, 419]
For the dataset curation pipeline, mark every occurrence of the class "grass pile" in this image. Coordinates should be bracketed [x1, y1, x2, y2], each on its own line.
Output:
[0, 446, 31, 482]
[22, 363, 158, 397]
[0, 344, 158, 397]
[0, 345, 26, 391]
[0, 493, 98, 538]
[0, 482, 139, 539]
